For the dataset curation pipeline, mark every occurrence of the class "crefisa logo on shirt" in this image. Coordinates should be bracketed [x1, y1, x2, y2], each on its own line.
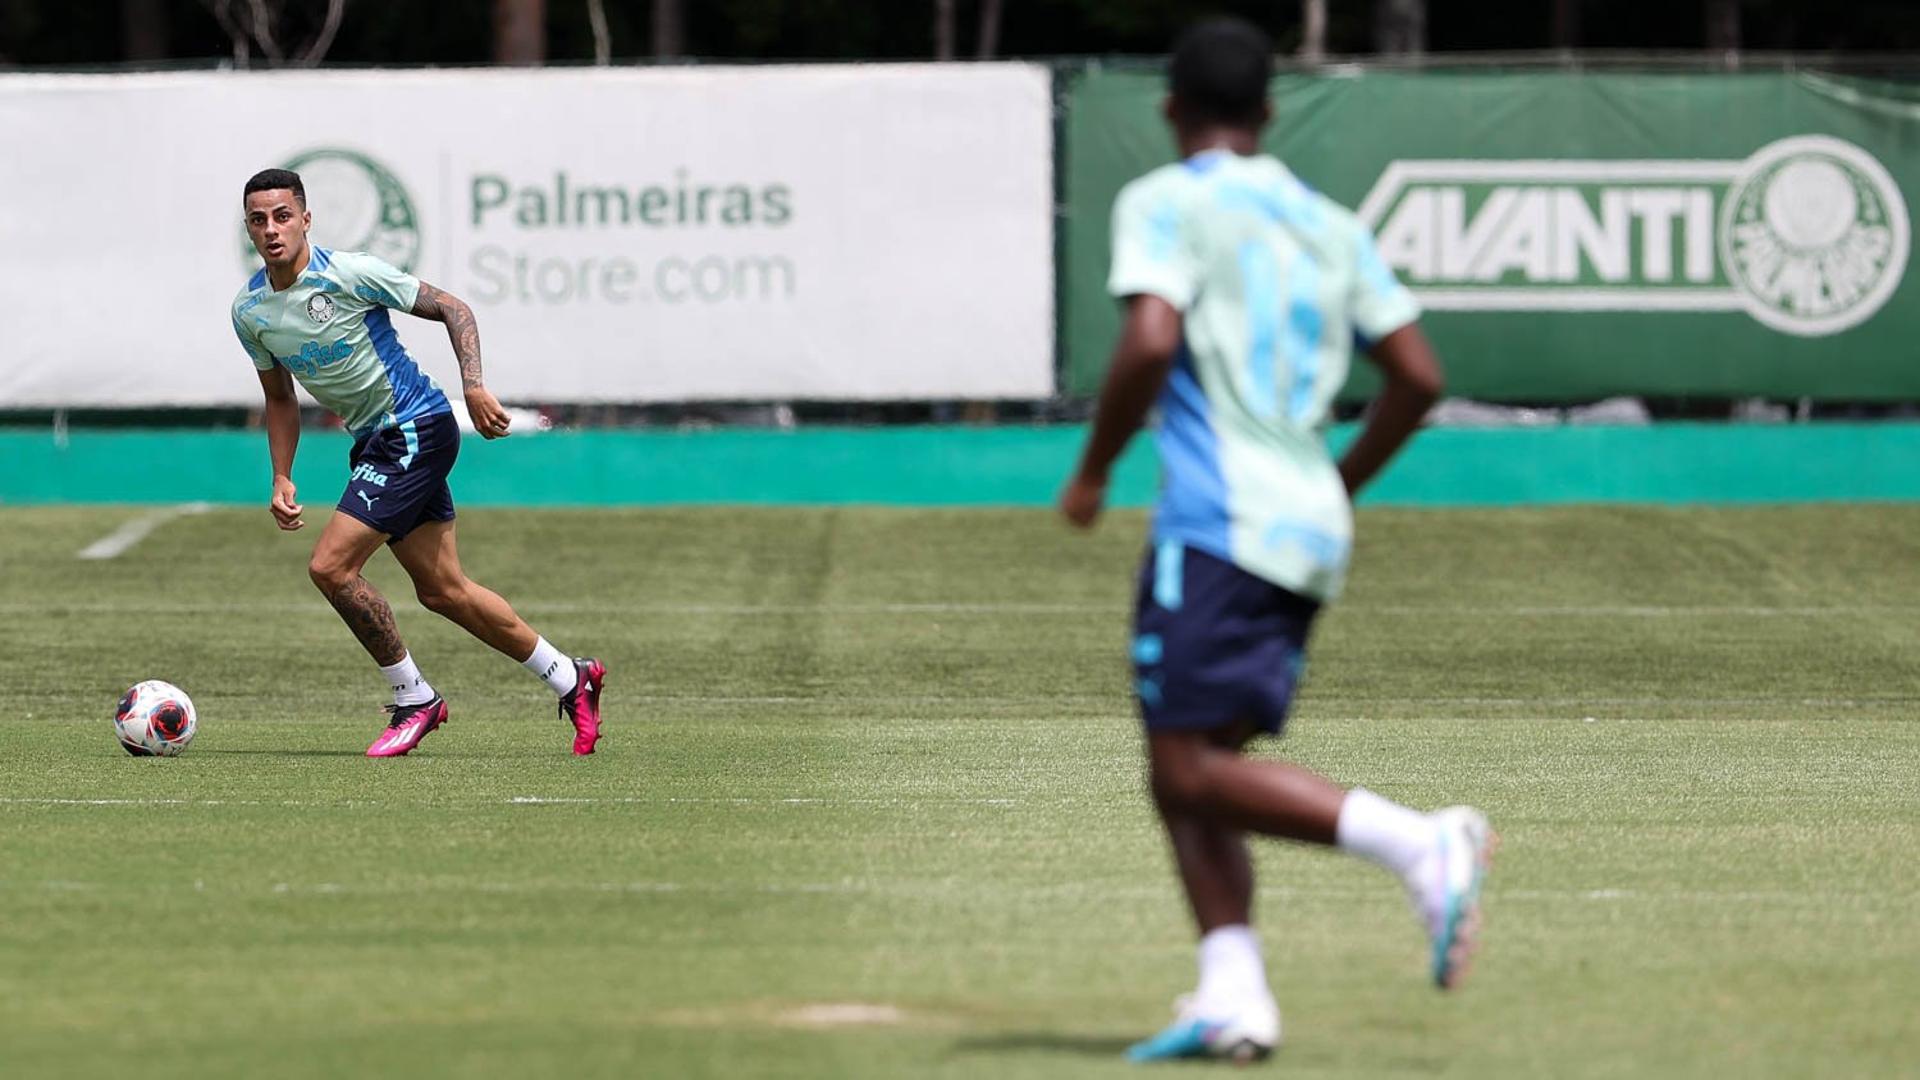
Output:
[305, 293, 336, 325]
[241, 147, 422, 274]
[1355, 135, 1909, 337]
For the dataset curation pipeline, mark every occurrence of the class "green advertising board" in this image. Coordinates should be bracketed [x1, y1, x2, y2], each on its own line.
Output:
[1063, 69, 1920, 401]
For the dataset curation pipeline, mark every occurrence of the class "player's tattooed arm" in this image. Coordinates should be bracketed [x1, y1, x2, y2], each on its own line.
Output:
[409, 281, 484, 390]
[412, 281, 512, 438]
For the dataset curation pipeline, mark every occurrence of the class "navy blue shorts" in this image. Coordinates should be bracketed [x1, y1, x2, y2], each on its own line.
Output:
[1132, 541, 1320, 736]
[336, 411, 459, 544]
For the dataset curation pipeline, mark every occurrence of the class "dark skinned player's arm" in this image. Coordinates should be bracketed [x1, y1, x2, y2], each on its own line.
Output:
[1061, 294, 1184, 527]
[1336, 322, 1445, 497]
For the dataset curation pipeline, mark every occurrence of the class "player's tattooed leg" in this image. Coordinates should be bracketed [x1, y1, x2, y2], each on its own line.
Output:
[324, 575, 407, 666]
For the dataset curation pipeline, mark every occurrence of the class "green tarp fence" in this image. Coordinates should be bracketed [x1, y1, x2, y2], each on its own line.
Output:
[1062, 69, 1920, 401]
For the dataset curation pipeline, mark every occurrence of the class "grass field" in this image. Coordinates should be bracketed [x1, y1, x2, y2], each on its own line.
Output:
[3, 503, 1917, 1078]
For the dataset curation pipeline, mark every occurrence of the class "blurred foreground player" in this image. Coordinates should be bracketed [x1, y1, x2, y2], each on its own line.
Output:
[231, 168, 605, 758]
[1060, 19, 1495, 1063]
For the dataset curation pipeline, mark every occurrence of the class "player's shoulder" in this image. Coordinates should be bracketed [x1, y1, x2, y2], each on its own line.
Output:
[1260, 158, 1372, 236]
[1306, 188, 1374, 250]
[318, 246, 406, 280]
[232, 268, 270, 313]
[310, 246, 368, 279]
[316, 248, 411, 302]
[1233, 156, 1366, 226]
[1296, 179, 1370, 237]
[1116, 160, 1208, 214]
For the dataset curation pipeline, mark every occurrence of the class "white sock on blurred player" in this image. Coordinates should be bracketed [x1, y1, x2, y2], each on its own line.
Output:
[1193, 925, 1270, 1014]
[520, 636, 579, 696]
[380, 652, 435, 707]
[1336, 788, 1435, 882]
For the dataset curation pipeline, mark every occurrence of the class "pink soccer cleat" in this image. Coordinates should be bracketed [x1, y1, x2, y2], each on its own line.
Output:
[558, 658, 606, 755]
[365, 696, 448, 758]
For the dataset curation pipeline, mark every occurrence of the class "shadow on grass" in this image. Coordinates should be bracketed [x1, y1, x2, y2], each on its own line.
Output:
[947, 1032, 1135, 1059]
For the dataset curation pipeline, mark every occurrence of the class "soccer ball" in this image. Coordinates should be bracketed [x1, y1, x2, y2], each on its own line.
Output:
[114, 680, 197, 757]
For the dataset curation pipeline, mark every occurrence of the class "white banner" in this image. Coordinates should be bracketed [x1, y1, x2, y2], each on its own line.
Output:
[0, 65, 1054, 406]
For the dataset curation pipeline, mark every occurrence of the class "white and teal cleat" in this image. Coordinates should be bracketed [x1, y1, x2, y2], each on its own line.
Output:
[1426, 806, 1497, 990]
[1125, 996, 1280, 1064]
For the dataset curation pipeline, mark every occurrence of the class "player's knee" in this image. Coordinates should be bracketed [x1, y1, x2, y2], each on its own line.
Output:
[306, 554, 354, 594]
[415, 582, 467, 617]
[1148, 740, 1213, 812]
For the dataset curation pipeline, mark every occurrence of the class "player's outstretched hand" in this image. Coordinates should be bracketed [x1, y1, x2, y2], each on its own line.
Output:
[1059, 472, 1107, 529]
[466, 386, 512, 440]
[269, 476, 304, 531]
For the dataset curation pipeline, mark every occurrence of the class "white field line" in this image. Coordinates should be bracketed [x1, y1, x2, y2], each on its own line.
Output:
[507, 795, 1021, 806]
[0, 797, 382, 807]
[779, 1004, 906, 1027]
[0, 600, 1125, 616]
[17, 696, 1920, 723]
[0, 796, 1028, 809]
[0, 599, 1906, 617]
[75, 502, 214, 560]
[1307, 695, 1920, 708]
[593, 693, 1920, 709]
[0, 877, 1886, 907]
[418, 693, 1918, 714]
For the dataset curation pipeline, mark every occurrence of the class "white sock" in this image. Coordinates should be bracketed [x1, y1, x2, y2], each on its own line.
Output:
[1194, 925, 1269, 1013]
[379, 653, 435, 707]
[520, 636, 578, 697]
[1336, 788, 1436, 881]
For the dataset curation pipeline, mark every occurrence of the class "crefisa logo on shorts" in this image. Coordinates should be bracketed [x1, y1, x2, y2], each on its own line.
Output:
[1356, 135, 1910, 337]
[305, 293, 336, 325]
[242, 147, 422, 274]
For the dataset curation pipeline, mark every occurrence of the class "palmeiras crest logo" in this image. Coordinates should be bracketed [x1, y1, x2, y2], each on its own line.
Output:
[1719, 136, 1908, 336]
[305, 293, 336, 324]
[242, 147, 421, 274]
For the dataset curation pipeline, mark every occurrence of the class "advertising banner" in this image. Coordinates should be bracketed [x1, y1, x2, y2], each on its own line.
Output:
[1064, 70, 1920, 401]
[0, 64, 1054, 406]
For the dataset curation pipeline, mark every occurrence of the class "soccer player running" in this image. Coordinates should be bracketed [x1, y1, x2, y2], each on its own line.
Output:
[231, 168, 606, 758]
[1060, 19, 1494, 1063]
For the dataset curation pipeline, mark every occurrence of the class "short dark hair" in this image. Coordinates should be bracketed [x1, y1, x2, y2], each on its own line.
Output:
[1169, 17, 1274, 128]
[243, 168, 305, 206]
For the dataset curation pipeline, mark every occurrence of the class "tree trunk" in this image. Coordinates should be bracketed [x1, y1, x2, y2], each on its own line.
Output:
[976, 0, 1003, 60]
[588, 0, 611, 64]
[934, 0, 955, 61]
[121, 0, 169, 61]
[1551, 0, 1580, 49]
[1300, 0, 1327, 62]
[494, 0, 546, 66]
[203, 0, 252, 68]
[1705, 0, 1741, 53]
[1373, 0, 1426, 56]
[296, 0, 346, 66]
[652, 0, 684, 58]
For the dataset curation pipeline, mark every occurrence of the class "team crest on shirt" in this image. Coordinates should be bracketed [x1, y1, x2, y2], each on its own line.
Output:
[306, 293, 336, 325]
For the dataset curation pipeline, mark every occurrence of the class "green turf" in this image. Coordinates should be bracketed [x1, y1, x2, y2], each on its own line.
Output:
[1, 504, 1916, 1078]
